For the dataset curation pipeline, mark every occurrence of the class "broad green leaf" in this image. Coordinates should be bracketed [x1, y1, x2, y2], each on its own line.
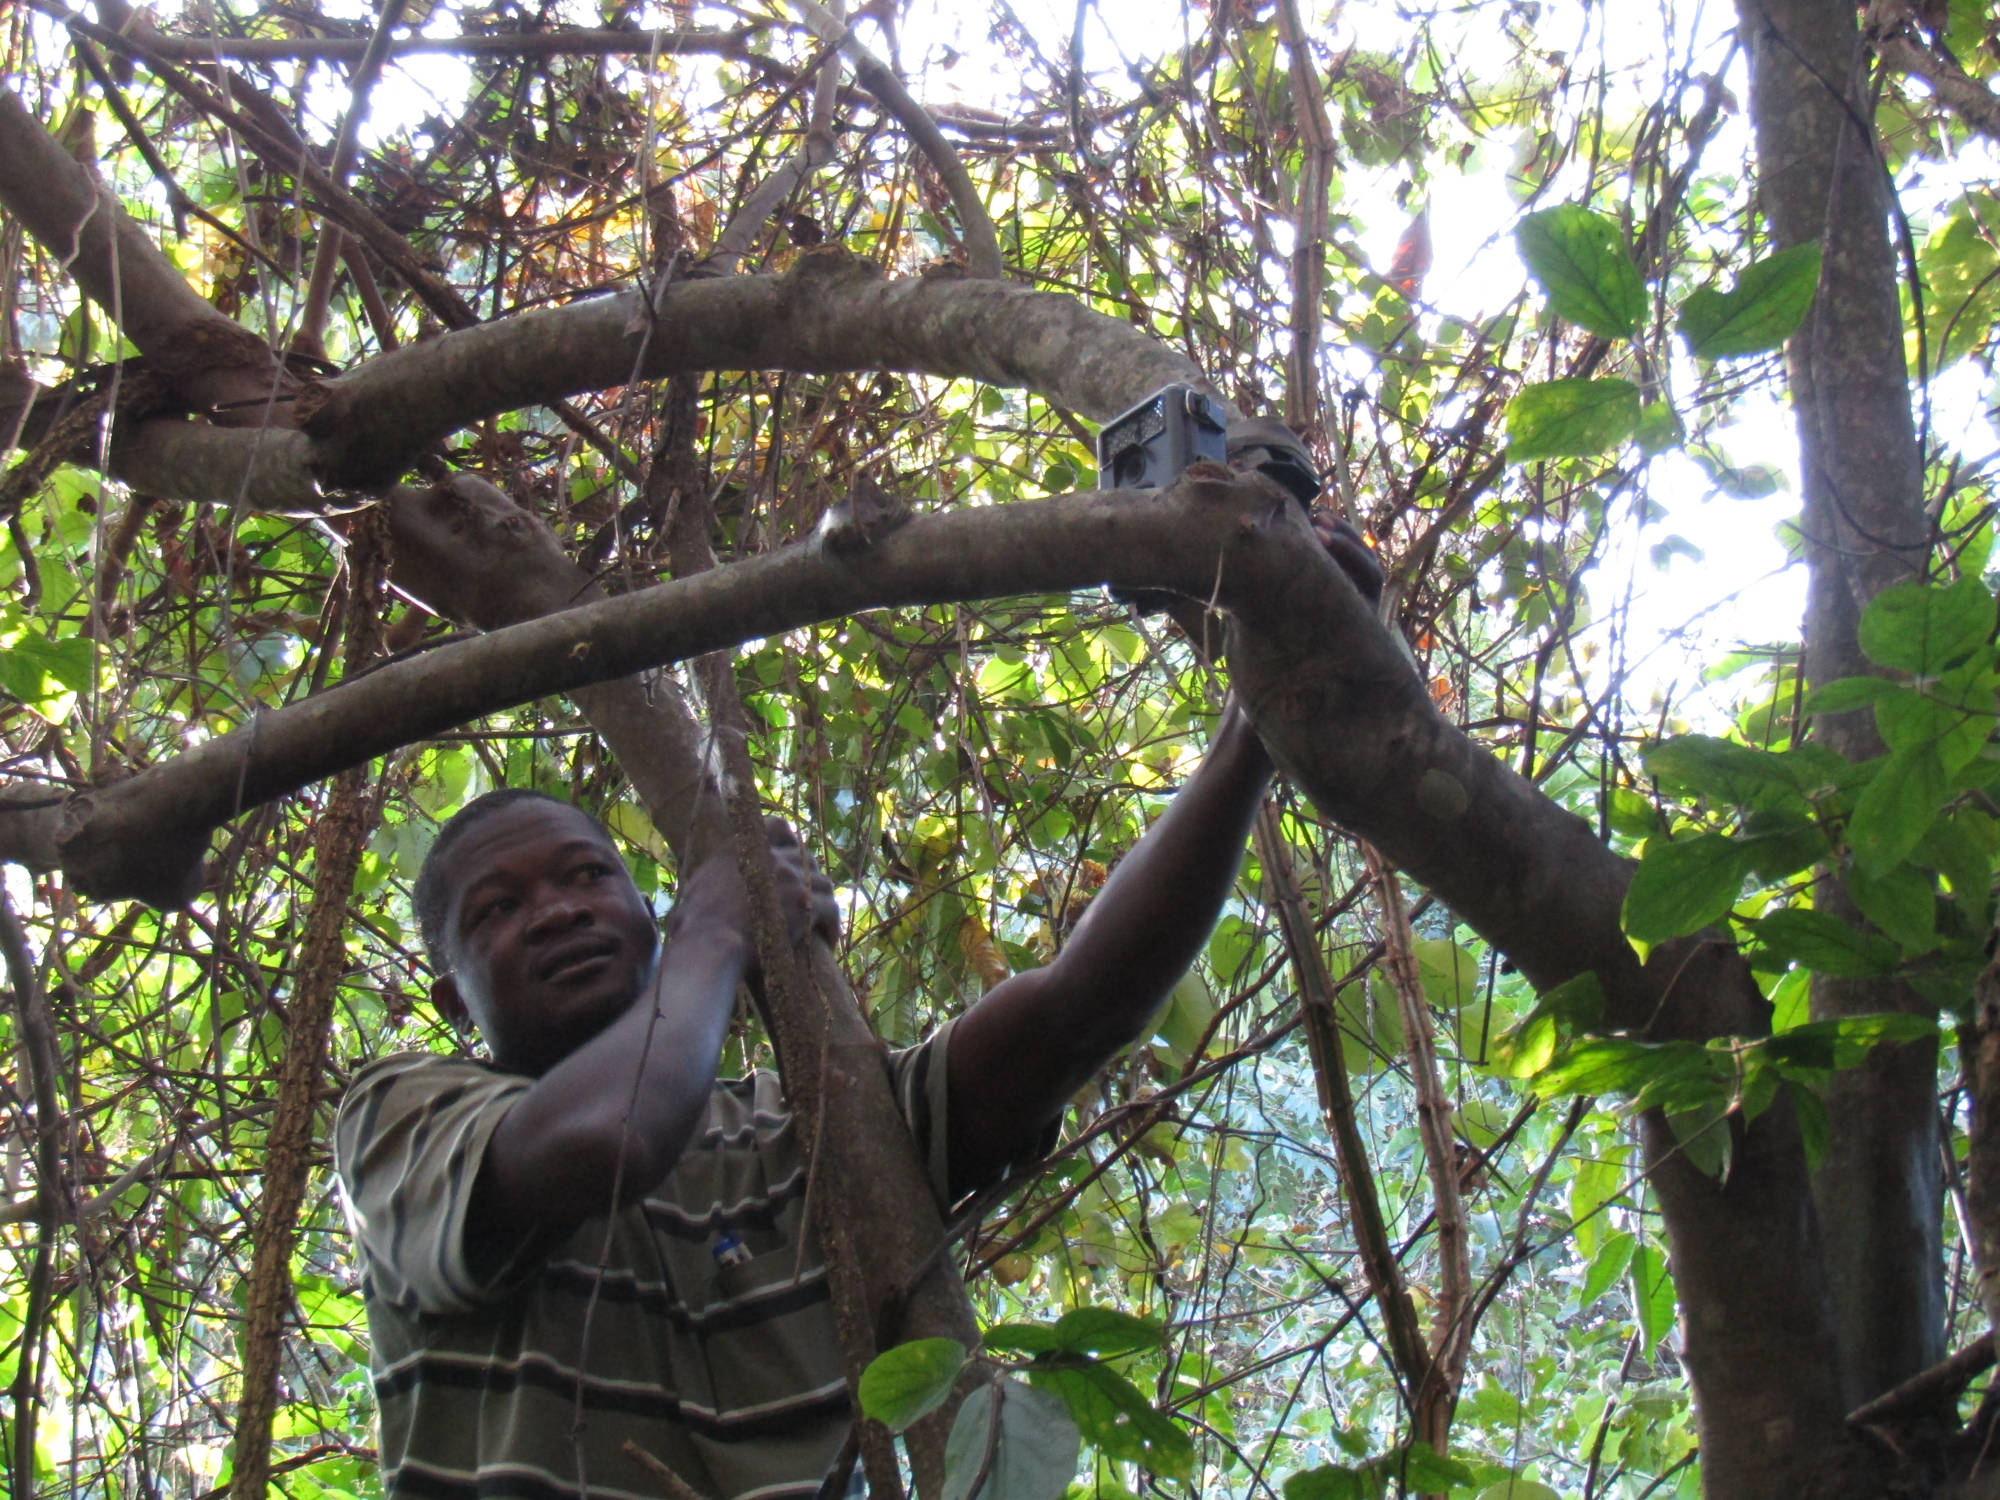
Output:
[1643, 734, 1801, 809]
[1029, 1364, 1194, 1476]
[1412, 937, 1480, 1009]
[1847, 743, 1950, 875]
[1504, 377, 1642, 462]
[1738, 809, 1830, 882]
[1633, 400, 1683, 456]
[1579, 1231, 1636, 1308]
[1399, 1442, 1476, 1490]
[1052, 1307, 1164, 1357]
[1809, 675, 1897, 716]
[1622, 832, 1749, 941]
[1844, 864, 1939, 954]
[1764, 1013, 1937, 1075]
[1491, 1009, 1557, 1079]
[1284, 1466, 1369, 1500]
[1792, 1081, 1832, 1166]
[1858, 577, 1995, 675]
[1665, 1094, 1732, 1180]
[1515, 204, 1647, 337]
[1918, 197, 2000, 368]
[1490, 971, 1602, 1078]
[1677, 241, 1822, 358]
[1874, 666, 1998, 773]
[1155, 971, 1215, 1063]
[859, 1338, 967, 1433]
[1629, 1242, 1676, 1348]
[983, 1322, 1064, 1357]
[943, 1377, 1079, 1500]
[1751, 908, 1898, 978]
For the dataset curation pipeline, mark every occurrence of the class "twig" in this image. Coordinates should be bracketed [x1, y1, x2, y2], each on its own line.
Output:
[0, 885, 66, 1500]
[1272, 0, 1335, 441]
[620, 1438, 713, 1500]
[788, 0, 1003, 278]
[1255, 802, 1431, 1407]
[293, 0, 410, 355]
[1364, 841, 1469, 1466]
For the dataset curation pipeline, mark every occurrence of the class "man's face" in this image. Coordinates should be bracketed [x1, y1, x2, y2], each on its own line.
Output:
[430, 800, 660, 1074]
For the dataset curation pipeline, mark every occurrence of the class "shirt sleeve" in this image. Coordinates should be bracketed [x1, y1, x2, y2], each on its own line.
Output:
[884, 1015, 1060, 1210]
[331, 1052, 538, 1317]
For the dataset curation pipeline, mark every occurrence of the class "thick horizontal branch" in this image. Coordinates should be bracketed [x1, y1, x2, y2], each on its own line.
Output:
[299, 251, 1200, 489]
[0, 473, 1642, 1033]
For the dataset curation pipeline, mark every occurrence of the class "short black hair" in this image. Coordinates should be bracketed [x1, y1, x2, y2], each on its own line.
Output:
[413, 788, 589, 968]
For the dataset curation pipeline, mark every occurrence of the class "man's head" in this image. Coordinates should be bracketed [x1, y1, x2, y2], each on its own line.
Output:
[415, 790, 660, 1074]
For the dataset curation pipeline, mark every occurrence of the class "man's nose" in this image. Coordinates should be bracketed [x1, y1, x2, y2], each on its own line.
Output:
[524, 892, 593, 938]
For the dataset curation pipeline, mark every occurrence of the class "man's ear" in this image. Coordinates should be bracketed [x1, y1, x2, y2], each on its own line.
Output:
[431, 973, 473, 1035]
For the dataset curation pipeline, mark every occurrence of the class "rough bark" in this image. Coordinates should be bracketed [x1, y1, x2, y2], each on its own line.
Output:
[227, 517, 386, 1498]
[1738, 0, 1944, 1408]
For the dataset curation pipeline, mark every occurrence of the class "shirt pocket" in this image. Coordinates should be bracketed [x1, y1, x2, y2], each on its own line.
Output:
[695, 1239, 843, 1422]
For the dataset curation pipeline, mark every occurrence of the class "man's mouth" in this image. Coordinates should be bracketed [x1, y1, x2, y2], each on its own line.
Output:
[539, 940, 620, 984]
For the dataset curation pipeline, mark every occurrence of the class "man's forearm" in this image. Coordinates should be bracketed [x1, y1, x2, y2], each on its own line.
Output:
[1052, 701, 1271, 1036]
[479, 926, 746, 1230]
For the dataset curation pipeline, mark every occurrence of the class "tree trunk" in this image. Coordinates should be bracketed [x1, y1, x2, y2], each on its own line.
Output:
[1736, 0, 1944, 1408]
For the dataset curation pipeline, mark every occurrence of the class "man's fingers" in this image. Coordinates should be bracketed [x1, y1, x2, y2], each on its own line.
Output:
[1311, 513, 1385, 608]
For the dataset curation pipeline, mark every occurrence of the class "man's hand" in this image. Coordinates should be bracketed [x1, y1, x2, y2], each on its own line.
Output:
[669, 820, 838, 972]
[1310, 512, 1385, 611]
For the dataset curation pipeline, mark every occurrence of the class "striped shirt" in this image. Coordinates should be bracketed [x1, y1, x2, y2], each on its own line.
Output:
[332, 1023, 959, 1500]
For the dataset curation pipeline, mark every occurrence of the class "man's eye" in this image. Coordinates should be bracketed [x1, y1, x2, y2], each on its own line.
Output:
[469, 895, 516, 928]
[574, 862, 611, 884]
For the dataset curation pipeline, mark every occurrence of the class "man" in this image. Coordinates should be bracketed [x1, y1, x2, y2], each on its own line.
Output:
[335, 520, 1382, 1500]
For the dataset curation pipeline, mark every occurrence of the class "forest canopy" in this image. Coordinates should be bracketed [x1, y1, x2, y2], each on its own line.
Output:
[3, 0, 2000, 1497]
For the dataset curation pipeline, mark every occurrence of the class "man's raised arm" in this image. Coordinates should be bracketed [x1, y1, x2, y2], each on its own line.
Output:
[942, 518, 1383, 1201]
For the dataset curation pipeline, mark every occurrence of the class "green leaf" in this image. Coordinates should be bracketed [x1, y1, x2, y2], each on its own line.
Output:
[1504, 378, 1642, 462]
[1751, 908, 1898, 978]
[1629, 1242, 1676, 1348]
[1808, 675, 1897, 716]
[1284, 1467, 1369, 1500]
[1051, 1307, 1164, 1358]
[1579, 1231, 1636, 1308]
[1643, 734, 1801, 809]
[1412, 938, 1480, 1010]
[1665, 1094, 1732, 1180]
[1029, 1364, 1194, 1476]
[1874, 666, 1999, 774]
[1847, 743, 1950, 876]
[1763, 1013, 1937, 1075]
[1490, 971, 1603, 1078]
[860, 1338, 967, 1433]
[1858, 577, 1995, 675]
[1622, 833, 1750, 941]
[1633, 401, 1683, 456]
[982, 1322, 1064, 1357]
[1676, 241, 1822, 358]
[1844, 864, 1939, 954]
[943, 1377, 1080, 1500]
[1515, 204, 1647, 338]
[1399, 1442, 1476, 1490]
[1738, 809, 1830, 882]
